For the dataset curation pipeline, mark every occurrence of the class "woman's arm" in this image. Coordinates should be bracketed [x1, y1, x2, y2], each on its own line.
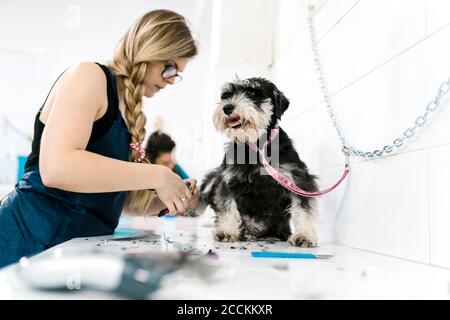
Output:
[39, 62, 166, 193]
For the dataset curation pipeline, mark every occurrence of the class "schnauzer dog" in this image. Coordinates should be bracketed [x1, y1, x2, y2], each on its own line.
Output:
[197, 78, 319, 247]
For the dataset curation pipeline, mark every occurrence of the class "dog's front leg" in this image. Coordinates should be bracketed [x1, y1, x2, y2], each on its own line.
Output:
[288, 197, 318, 248]
[214, 200, 242, 242]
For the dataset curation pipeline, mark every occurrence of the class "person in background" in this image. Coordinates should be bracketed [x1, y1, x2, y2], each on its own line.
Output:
[145, 131, 189, 179]
[142, 131, 199, 216]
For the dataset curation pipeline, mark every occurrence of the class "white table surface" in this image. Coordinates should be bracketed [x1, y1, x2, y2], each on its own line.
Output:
[1, 209, 450, 300]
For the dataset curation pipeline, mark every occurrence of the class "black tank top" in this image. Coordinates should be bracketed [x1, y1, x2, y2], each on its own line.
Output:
[25, 63, 119, 170]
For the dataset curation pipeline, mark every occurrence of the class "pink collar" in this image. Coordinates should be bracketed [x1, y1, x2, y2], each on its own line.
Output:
[248, 126, 349, 198]
[248, 126, 280, 151]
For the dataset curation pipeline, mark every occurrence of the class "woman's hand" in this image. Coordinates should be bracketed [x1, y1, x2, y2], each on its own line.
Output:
[184, 178, 200, 208]
[173, 178, 200, 216]
[154, 166, 192, 214]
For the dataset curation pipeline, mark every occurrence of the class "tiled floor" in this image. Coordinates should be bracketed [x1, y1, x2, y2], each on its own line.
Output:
[1, 209, 450, 300]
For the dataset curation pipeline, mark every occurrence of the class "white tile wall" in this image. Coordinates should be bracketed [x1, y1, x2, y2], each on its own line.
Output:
[273, 0, 450, 267]
[327, 86, 357, 158]
[398, 26, 450, 152]
[333, 160, 375, 251]
[284, 108, 321, 171]
[426, 0, 450, 35]
[429, 144, 450, 268]
[372, 150, 430, 263]
[315, 165, 351, 243]
[273, 0, 307, 60]
[332, 0, 374, 89]
[214, 0, 275, 68]
[353, 59, 399, 152]
[275, 44, 322, 121]
[314, 104, 347, 170]
[373, 0, 427, 66]
[312, 0, 359, 41]
[317, 27, 343, 95]
[283, 102, 344, 172]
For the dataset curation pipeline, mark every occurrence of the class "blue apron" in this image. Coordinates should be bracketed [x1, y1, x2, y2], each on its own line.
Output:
[0, 66, 131, 268]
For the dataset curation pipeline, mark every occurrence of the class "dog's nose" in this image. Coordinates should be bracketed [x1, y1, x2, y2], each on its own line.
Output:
[223, 104, 235, 115]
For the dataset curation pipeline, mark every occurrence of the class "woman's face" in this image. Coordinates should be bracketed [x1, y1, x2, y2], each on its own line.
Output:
[144, 57, 190, 97]
[154, 151, 176, 171]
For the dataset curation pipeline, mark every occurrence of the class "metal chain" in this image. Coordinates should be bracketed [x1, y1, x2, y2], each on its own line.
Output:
[307, 12, 450, 158]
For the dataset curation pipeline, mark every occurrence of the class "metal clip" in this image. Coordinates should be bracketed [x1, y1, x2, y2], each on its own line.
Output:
[342, 147, 350, 170]
[306, 0, 327, 16]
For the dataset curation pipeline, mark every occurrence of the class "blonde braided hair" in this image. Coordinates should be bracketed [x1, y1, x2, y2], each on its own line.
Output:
[108, 10, 197, 214]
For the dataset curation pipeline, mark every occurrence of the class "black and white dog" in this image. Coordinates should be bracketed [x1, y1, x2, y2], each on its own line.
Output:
[197, 78, 319, 247]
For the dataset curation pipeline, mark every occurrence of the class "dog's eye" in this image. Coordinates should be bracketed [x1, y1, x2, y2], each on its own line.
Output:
[247, 91, 258, 99]
[221, 92, 232, 100]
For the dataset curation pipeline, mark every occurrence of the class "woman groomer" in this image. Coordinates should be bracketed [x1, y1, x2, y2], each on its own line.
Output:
[0, 10, 200, 268]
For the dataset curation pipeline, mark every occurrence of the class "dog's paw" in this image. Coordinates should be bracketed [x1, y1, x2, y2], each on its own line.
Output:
[288, 234, 317, 248]
[214, 230, 241, 242]
[184, 208, 200, 217]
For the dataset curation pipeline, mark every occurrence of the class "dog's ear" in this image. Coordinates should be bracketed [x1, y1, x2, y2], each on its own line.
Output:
[272, 87, 290, 119]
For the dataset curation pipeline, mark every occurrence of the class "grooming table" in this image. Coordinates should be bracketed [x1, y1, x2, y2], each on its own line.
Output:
[1, 209, 450, 299]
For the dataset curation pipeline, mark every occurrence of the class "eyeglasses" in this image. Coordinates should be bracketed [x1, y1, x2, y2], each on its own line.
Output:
[161, 63, 183, 84]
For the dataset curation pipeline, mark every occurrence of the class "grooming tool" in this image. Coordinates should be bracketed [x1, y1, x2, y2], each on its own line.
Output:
[18, 251, 194, 299]
[158, 181, 192, 217]
[251, 251, 333, 259]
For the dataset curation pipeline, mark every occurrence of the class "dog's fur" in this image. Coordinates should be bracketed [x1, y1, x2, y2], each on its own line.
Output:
[195, 78, 319, 247]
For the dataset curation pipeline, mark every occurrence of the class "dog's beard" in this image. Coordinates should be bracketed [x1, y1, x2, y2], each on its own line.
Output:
[213, 95, 273, 143]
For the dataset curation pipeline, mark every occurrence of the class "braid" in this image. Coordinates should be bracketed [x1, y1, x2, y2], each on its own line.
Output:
[120, 61, 156, 213]
[123, 62, 148, 161]
[107, 9, 198, 215]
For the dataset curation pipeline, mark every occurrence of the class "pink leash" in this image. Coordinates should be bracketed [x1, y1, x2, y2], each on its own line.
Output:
[249, 127, 350, 198]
